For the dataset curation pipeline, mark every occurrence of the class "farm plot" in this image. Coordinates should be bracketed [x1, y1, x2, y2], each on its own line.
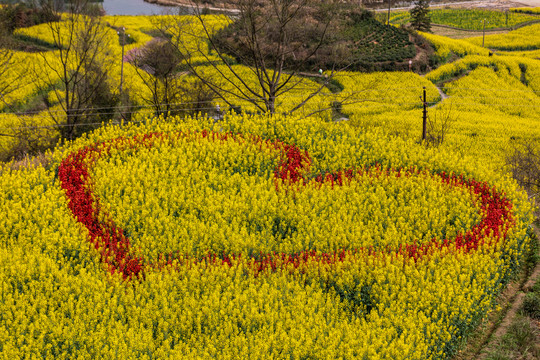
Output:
[0, 114, 534, 359]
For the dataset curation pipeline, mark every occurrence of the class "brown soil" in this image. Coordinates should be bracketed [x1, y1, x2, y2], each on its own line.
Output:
[436, 0, 535, 10]
[0, 153, 52, 173]
[144, 0, 240, 13]
[454, 224, 540, 360]
[431, 24, 511, 39]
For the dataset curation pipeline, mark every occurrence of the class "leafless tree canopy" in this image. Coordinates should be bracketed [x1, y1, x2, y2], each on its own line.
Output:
[213, 0, 335, 70]
[0, 29, 55, 161]
[0, 47, 15, 105]
[127, 38, 215, 118]
[154, 0, 351, 115]
[507, 141, 540, 202]
[37, 0, 117, 140]
[425, 104, 456, 147]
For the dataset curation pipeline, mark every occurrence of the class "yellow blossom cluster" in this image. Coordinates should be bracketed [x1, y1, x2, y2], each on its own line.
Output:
[14, 17, 118, 53]
[442, 66, 540, 118]
[419, 32, 489, 60]
[425, 54, 540, 89]
[0, 113, 534, 359]
[510, 7, 540, 14]
[349, 55, 540, 162]
[90, 132, 479, 262]
[0, 111, 58, 158]
[0, 51, 58, 110]
[333, 71, 441, 116]
[102, 15, 155, 51]
[385, 9, 540, 29]
[465, 23, 540, 51]
[498, 48, 540, 58]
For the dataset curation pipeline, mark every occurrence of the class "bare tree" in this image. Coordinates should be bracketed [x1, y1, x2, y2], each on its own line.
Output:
[0, 118, 59, 162]
[36, 0, 117, 141]
[0, 46, 59, 161]
[126, 37, 215, 119]
[425, 103, 456, 147]
[156, 0, 344, 115]
[0, 46, 15, 107]
[507, 141, 540, 204]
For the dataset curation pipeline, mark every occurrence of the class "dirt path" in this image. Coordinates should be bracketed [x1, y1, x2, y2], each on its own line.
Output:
[511, 0, 540, 7]
[477, 224, 540, 359]
[456, 224, 540, 360]
[434, 84, 449, 102]
[431, 24, 511, 38]
[444, 0, 539, 9]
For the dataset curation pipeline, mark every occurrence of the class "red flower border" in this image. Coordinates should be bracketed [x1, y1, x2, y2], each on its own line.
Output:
[58, 131, 514, 279]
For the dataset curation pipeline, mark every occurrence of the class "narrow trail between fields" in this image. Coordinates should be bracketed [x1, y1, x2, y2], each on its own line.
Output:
[456, 223, 540, 360]
[432, 85, 450, 108]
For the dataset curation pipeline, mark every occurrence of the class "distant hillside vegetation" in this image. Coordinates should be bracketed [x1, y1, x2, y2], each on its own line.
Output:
[212, 4, 429, 73]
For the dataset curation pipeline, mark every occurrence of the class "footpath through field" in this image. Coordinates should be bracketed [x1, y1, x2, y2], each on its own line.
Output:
[514, 0, 540, 6]
[374, 0, 540, 11]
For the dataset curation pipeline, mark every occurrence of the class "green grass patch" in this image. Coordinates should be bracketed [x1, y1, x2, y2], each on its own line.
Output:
[12, 33, 60, 51]
[378, 9, 540, 30]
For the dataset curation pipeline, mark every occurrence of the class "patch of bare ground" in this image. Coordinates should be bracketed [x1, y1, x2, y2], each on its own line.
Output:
[436, 0, 532, 10]
[431, 24, 510, 39]
[453, 224, 540, 360]
[144, 0, 240, 12]
[0, 152, 52, 174]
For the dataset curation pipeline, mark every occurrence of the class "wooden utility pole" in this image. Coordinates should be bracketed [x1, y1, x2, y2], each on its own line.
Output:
[422, 86, 427, 141]
[118, 27, 130, 122]
[119, 27, 125, 93]
[482, 19, 487, 47]
[387, 0, 391, 25]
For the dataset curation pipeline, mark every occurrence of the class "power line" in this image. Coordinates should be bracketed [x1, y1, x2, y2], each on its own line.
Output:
[2, 82, 539, 115]
[0, 81, 538, 134]
[1, 98, 539, 133]
[1, 86, 538, 117]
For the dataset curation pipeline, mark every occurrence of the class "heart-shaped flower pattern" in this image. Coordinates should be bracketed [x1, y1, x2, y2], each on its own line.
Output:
[58, 130, 513, 281]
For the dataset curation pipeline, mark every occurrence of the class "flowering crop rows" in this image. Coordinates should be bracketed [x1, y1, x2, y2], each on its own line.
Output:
[465, 23, 540, 50]
[419, 32, 489, 61]
[511, 7, 540, 15]
[334, 71, 440, 116]
[0, 114, 534, 359]
[382, 9, 540, 29]
[351, 54, 540, 162]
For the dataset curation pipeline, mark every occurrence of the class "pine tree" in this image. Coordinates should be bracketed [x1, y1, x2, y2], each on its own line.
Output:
[409, 0, 431, 32]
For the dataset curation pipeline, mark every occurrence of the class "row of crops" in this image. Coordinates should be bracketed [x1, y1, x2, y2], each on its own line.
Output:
[1, 7, 540, 360]
[380, 8, 540, 30]
[0, 113, 535, 358]
[347, 17, 416, 64]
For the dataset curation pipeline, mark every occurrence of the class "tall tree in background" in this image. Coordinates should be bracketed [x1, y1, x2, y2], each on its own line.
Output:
[126, 37, 214, 119]
[0, 44, 15, 107]
[409, 0, 431, 32]
[37, 0, 117, 140]
[0, 43, 60, 160]
[159, 0, 340, 115]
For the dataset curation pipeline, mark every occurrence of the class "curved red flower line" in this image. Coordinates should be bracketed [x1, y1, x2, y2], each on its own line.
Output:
[58, 131, 514, 279]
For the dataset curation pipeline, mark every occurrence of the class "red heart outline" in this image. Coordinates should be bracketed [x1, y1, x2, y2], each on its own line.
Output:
[58, 130, 514, 280]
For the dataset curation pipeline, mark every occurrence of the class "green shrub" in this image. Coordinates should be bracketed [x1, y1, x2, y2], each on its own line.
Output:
[521, 292, 540, 319]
